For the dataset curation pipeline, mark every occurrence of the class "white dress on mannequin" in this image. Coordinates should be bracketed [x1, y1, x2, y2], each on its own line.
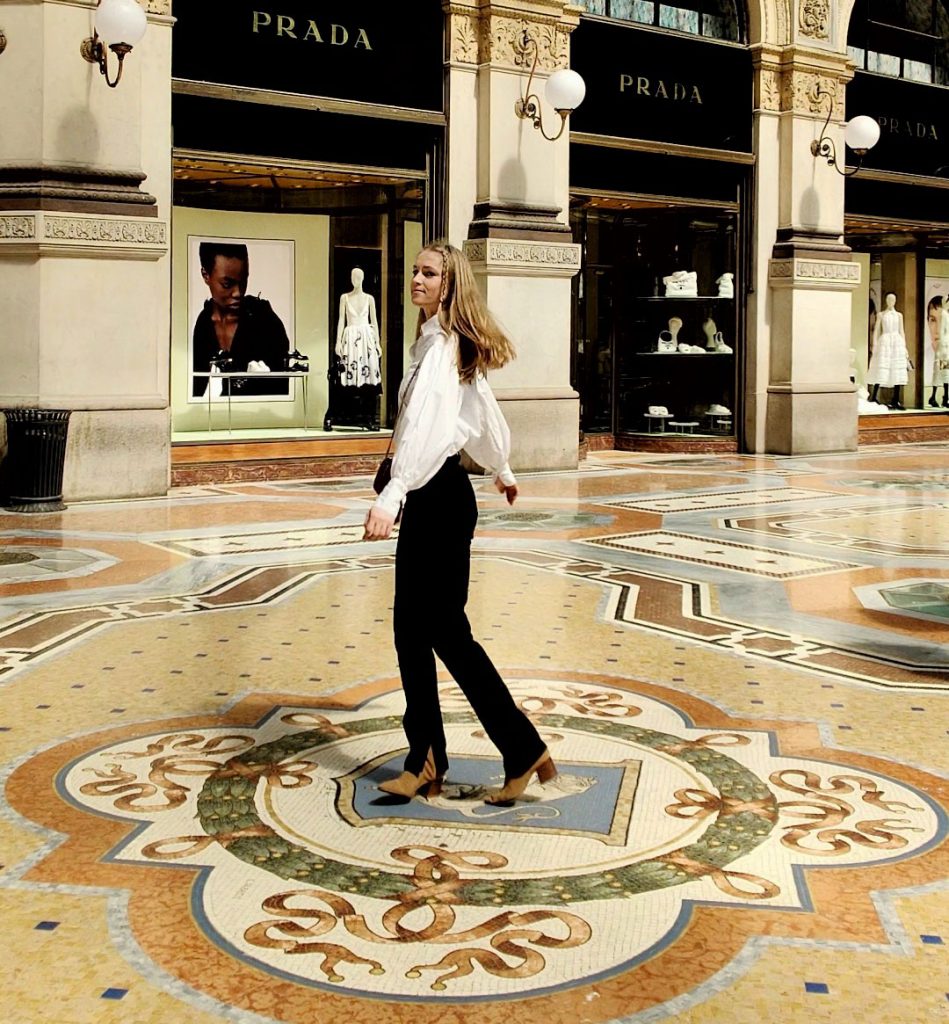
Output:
[933, 307, 949, 387]
[867, 306, 908, 387]
[336, 273, 382, 388]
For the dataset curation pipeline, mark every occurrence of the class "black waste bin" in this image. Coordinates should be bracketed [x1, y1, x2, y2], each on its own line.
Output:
[2, 409, 71, 513]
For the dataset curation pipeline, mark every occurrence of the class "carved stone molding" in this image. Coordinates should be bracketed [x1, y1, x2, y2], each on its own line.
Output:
[446, 4, 577, 69]
[0, 27, 7, 56]
[0, 165, 157, 218]
[757, 67, 782, 111]
[464, 238, 581, 277]
[0, 216, 36, 240]
[769, 258, 861, 289]
[779, 69, 844, 117]
[145, 0, 172, 15]
[481, 15, 570, 71]
[798, 0, 830, 39]
[449, 12, 480, 64]
[0, 212, 167, 260]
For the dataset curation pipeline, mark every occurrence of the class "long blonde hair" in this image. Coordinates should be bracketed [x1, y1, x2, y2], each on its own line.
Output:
[416, 241, 516, 383]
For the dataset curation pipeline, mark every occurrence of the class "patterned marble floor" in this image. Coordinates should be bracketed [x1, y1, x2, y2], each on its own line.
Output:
[1, 445, 947, 1024]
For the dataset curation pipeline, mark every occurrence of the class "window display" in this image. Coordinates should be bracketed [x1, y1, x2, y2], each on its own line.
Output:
[572, 204, 739, 439]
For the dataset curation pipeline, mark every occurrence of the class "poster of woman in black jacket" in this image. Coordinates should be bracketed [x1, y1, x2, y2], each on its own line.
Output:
[191, 240, 292, 398]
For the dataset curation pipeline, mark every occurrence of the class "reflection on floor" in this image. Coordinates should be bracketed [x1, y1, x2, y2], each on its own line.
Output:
[1, 445, 947, 1024]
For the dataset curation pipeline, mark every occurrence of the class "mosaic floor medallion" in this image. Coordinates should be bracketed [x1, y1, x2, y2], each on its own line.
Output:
[10, 674, 945, 1019]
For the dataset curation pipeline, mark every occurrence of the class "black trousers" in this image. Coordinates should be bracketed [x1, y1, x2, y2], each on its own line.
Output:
[393, 456, 546, 778]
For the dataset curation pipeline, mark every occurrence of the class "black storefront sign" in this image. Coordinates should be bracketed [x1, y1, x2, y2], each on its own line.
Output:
[569, 18, 753, 152]
[847, 72, 948, 179]
[171, 0, 444, 113]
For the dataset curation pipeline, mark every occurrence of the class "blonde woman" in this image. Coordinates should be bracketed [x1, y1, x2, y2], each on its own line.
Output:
[363, 241, 554, 805]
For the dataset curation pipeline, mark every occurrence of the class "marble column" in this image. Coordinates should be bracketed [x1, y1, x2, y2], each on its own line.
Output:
[0, 0, 172, 500]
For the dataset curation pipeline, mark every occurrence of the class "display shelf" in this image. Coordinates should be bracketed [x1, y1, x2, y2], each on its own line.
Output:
[633, 295, 735, 301]
[634, 351, 734, 357]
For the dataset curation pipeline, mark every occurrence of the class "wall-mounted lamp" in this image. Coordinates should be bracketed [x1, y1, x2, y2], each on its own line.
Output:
[809, 86, 880, 177]
[80, 0, 147, 88]
[514, 30, 586, 142]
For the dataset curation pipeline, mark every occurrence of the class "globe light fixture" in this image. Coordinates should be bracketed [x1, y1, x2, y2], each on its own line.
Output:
[80, 0, 148, 88]
[810, 87, 881, 176]
[514, 30, 586, 142]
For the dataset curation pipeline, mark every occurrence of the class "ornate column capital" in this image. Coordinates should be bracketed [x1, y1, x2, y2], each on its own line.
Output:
[446, 1, 580, 68]
[751, 48, 853, 117]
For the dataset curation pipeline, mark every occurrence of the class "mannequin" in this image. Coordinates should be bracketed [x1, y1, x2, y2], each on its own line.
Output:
[866, 291, 908, 410]
[927, 295, 949, 408]
[336, 269, 381, 385]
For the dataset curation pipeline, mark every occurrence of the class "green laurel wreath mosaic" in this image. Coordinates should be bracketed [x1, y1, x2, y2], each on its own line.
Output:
[196, 713, 776, 906]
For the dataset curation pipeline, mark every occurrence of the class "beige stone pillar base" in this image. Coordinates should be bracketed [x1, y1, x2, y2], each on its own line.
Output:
[63, 409, 171, 500]
[766, 255, 861, 454]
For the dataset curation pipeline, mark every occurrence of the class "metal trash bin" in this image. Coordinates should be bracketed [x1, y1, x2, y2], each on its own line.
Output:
[2, 409, 72, 513]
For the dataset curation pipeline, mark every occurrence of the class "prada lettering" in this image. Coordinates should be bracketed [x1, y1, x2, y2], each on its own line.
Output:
[252, 11, 372, 49]
[877, 116, 939, 141]
[620, 74, 703, 104]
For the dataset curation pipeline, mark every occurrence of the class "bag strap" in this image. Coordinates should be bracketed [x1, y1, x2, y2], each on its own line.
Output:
[381, 357, 424, 460]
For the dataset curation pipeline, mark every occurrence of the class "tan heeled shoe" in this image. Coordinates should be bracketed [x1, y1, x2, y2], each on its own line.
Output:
[485, 751, 557, 806]
[378, 751, 443, 799]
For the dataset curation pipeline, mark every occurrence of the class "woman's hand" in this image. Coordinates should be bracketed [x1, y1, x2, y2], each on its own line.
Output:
[494, 478, 518, 505]
[364, 506, 396, 540]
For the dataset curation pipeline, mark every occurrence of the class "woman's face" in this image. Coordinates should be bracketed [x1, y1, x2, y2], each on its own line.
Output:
[411, 250, 444, 318]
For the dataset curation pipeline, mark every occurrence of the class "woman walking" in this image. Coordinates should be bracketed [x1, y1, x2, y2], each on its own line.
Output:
[363, 241, 554, 806]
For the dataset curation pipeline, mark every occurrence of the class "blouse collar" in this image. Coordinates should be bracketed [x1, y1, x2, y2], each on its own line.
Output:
[420, 312, 443, 337]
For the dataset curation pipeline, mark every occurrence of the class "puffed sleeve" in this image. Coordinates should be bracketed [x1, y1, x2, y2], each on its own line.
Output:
[374, 335, 463, 518]
[463, 374, 516, 486]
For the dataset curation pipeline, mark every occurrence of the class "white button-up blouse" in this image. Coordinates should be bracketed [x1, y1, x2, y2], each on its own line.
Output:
[373, 314, 517, 519]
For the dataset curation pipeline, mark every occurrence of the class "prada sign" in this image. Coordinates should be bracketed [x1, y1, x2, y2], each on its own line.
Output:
[172, 0, 443, 112]
[570, 19, 752, 152]
[847, 72, 948, 178]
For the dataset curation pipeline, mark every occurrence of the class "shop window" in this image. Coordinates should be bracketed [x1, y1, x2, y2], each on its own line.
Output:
[169, 157, 425, 441]
[847, 0, 949, 85]
[571, 204, 739, 439]
[579, 0, 741, 41]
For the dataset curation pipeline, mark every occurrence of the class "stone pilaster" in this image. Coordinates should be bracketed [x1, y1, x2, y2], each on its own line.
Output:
[445, 1, 583, 471]
[746, 41, 860, 454]
[0, 0, 173, 499]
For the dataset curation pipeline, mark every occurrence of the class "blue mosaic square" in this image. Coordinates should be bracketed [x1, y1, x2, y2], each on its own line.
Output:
[34, 921, 59, 931]
[100, 988, 127, 1000]
[350, 755, 639, 839]
[804, 982, 829, 994]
